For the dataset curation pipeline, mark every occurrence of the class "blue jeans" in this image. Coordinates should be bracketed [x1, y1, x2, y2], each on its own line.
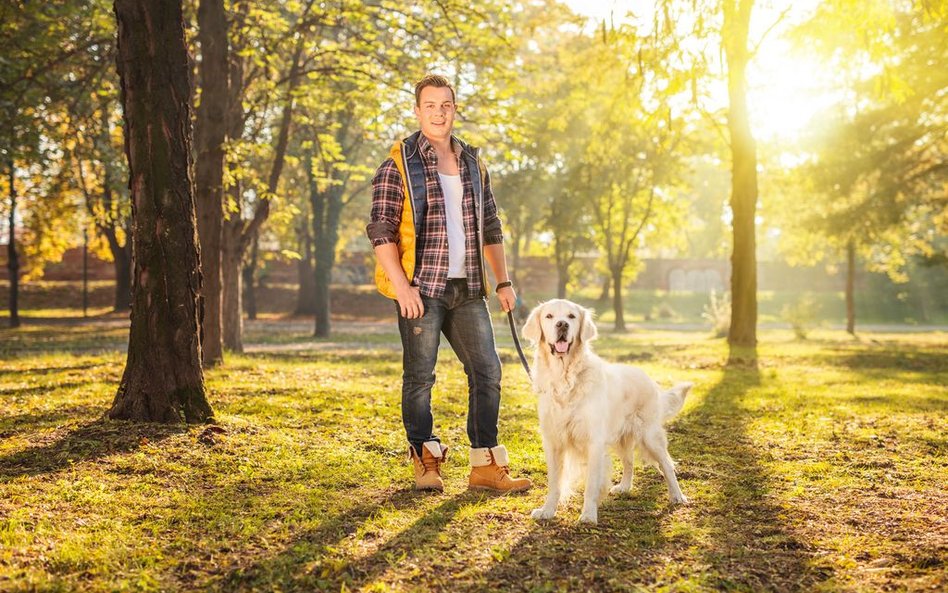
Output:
[397, 278, 502, 456]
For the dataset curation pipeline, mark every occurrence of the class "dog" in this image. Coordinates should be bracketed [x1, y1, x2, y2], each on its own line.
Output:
[522, 299, 692, 524]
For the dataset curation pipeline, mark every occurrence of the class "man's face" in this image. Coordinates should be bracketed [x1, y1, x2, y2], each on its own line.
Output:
[414, 85, 455, 143]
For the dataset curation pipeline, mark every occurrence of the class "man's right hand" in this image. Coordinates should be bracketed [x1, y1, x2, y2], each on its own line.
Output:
[396, 284, 424, 319]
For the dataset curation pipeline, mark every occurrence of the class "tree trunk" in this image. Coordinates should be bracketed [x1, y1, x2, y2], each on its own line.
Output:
[553, 238, 570, 299]
[597, 275, 611, 305]
[295, 226, 316, 315]
[846, 240, 856, 335]
[222, 210, 243, 352]
[96, 105, 132, 312]
[310, 175, 344, 337]
[7, 160, 20, 329]
[109, 0, 212, 423]
[724, 0, 759, 348]
[243, 232, 257, 320]
[612, 267, 625, 332]
[194, 0, 228, 367]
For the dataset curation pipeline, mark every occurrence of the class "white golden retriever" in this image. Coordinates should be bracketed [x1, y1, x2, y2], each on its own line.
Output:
[522, 299, 692, 524]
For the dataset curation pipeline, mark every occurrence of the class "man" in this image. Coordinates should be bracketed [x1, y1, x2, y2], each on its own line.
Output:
[366, 74, 531, 493]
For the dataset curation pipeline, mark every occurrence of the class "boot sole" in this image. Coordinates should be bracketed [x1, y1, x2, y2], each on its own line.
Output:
[468, 484, 532, 493]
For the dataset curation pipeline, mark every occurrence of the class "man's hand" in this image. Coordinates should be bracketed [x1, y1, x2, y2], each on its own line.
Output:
[497, 285, 517, 313]
[395, 284, 424, 319]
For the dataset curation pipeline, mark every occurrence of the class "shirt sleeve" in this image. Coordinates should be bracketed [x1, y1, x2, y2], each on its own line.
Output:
[366, 158, 403, 247]
[480, 159, 504, 245]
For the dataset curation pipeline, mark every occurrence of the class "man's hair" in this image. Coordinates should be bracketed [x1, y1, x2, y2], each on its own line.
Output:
[414, 74, 456, 106]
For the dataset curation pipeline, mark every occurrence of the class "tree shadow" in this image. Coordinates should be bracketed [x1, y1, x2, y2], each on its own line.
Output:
[0, 404, 104, 438]
[218, 489, 479, 592]
[0, 418, 186, 482]
[0, 383, 85, 398]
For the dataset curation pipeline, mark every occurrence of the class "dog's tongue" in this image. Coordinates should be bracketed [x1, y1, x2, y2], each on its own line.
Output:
[555, 340, 569, 354]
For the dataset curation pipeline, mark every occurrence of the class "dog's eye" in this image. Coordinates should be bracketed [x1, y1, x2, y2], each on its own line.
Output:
[568, 313, 576, 319]
[545, 314, 553, 319]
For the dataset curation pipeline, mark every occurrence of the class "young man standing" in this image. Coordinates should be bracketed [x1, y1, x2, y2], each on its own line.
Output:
[366, 74, 531, 493]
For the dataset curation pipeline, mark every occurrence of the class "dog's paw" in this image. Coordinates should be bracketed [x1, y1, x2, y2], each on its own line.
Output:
[578, 511, 598, 525]
[670, 493, 689, 505]
[531, 507, 556, 521]
[609, 484, 630, 496]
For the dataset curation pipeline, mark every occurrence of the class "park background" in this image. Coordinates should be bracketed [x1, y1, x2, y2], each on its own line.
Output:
[2, 0, 946, 592]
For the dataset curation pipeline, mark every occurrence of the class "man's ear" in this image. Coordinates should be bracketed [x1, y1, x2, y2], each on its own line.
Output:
[579, 306, 598, 343]
[521, 303, 544, 343]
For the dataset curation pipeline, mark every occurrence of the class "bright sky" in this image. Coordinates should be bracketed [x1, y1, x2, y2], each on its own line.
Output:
[561, 0, 836, 141]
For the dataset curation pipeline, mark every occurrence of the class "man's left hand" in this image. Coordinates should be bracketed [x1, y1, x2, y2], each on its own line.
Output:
[497, 286, 517, 313]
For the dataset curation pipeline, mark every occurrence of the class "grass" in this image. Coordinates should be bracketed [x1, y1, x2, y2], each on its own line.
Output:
[0, 318, 946, 592]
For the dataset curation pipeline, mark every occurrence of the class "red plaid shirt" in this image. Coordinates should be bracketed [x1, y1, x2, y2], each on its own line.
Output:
[367, 134, 503, 299]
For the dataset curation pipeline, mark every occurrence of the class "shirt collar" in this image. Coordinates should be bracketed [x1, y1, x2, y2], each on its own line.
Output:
[418, 133, 462, 162]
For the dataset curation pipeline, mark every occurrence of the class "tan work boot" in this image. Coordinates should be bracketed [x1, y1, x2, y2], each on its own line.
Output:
[410, 441, 448, 492]
[468, 445, 532, 492]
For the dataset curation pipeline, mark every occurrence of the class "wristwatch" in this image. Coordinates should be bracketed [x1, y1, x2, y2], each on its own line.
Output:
[495, 281, 512, 292]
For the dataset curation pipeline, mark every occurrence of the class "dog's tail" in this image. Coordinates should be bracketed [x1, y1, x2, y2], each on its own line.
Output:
[662, 382, 693, 420]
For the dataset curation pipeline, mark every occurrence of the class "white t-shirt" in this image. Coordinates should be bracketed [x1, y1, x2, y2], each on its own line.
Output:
[438, 172, 466, 278]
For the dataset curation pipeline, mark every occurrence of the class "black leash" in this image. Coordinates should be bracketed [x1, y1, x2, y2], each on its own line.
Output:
[507, 310, 532, 379]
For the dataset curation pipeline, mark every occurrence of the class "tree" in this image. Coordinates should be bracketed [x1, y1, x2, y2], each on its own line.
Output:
[109, 0, 212, 423]
[773, 0, 948, 334]
[723, 0, 759, 348]
[5, 160, 19, 328]
[194, 0, 229, 365]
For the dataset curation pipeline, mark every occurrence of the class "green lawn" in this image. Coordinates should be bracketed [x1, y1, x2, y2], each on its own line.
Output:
[1, 319, 945, 592]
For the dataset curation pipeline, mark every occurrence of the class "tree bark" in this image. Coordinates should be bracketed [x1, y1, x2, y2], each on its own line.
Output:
[309, 170, 344, 338]
[846, 240, 856, 335]
[109, 0, 212, 423]
[242, 232, 258, 320]
[724, 0, 759, 348]
[7, 160, 20, 329]
[222, 208, 243, 352]
[597, 276, 611, 305]
[611, 267, 625, 332]
[194, 0, 228, 367]
[294, 224, 316, 315]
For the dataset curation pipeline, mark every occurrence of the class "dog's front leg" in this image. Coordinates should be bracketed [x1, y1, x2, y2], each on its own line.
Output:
[531, 438, 563, 520]
[579, 443, 606, 524]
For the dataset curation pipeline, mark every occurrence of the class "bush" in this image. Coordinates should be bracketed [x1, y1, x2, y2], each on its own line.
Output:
[782, 293, 821, 339]
[702, 290, 730, 338]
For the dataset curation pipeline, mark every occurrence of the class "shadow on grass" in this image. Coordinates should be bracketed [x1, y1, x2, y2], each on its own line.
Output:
[0, 418, 186, 482]
[0, 404, 104, 437]
[218, 489, 479, 592]
[0, 362, 106, 376]
[0, 382, 85, 398]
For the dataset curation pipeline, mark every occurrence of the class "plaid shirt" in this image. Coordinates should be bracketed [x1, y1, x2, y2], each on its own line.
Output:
[367, 134, 503, 299]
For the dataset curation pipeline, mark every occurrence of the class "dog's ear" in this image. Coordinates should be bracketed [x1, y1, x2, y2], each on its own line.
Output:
[579, 306, 598, 343]
[521, 303, 544, 343]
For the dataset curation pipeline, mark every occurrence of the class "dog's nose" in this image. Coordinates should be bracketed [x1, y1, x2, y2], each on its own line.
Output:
[555, 320, 569, 330]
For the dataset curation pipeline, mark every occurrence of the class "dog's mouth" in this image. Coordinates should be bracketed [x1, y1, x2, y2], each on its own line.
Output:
[549, 338, 571, 357]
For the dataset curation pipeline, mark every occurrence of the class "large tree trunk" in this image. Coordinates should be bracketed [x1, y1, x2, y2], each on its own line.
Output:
[724, 0, 759, 348]
[109, 0, 212, 423]
[611, 267, 625, 332]
[846, 240, 856, 335]
[7, 160, 20, 329]
[194, 0, 228, 367]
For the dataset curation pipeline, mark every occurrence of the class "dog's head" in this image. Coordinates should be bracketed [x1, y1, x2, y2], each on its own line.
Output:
[522, 299, 597, 359]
